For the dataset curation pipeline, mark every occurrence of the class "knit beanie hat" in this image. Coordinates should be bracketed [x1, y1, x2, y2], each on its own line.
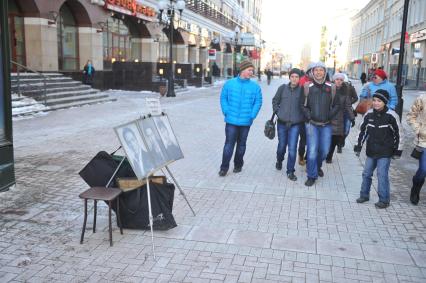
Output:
[374, 69, 387, 80]
[373, 89, 390, 104]
[332, 72, 345, 81]
[239, 60, 254, 72]
[289, 68, 301, 78]
[312, 61, 326, 71]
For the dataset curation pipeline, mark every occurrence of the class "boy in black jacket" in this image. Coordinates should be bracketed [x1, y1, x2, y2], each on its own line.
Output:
[354, 89, 404, 208]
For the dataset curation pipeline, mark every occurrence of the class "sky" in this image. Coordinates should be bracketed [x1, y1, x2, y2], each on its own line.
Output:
[261, 0, 371, 66]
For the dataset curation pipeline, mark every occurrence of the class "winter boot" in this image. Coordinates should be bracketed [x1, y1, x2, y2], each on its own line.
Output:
[410, 177, 425, 205]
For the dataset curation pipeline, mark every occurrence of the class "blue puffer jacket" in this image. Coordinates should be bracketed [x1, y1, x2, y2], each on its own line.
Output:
[360, 79, 398, 110]
[220, 77, 262, 126]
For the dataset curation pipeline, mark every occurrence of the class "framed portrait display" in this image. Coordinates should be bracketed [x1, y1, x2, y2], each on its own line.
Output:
[114, 120, 155, 180]
[136, 117, 171, 168]
[152, 115, 184, 161]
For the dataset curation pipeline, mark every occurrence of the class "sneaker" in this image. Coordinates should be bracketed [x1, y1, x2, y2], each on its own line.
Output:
[326, 159, 332, 164]
[356, 196, 369, 203]
[233, 167, 242, 173]
[337, 146, 342, 153]
[275, 161, 282, 170]
[305, 178, 315, 186]
[318, 168, 324, 177]
[375, 201, 389, 209]
[218, 170, 227, 177]
[287, 173, 297, 181]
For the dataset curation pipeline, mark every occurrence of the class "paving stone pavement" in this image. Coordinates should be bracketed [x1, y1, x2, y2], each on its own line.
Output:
[1, 78, 426, 283]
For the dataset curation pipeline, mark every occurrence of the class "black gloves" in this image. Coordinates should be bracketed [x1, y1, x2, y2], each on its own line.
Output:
[392, 150, 403, 159]
[351, 120, 355, 128]
[354, 145, 361, 157]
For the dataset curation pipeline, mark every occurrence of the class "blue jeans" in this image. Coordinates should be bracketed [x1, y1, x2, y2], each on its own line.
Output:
[276, 122, 300, 174]
[413, 150, 426, 184]
[220, 123, 250, 171]
[344, 117, 352, 136]
[360, 157, 391, 203]
[305, 123, 332, 179]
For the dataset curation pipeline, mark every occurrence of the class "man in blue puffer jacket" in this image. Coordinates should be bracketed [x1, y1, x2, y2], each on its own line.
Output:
[219, 60, 263, 176]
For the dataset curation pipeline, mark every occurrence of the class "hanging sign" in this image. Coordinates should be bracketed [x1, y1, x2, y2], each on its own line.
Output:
[105, 0, 156, 20]
[208, 49, 216, 60]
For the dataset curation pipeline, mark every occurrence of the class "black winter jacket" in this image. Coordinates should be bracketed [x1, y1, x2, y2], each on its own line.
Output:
[300, 81, 340, 125]
[272, 83, 304, 125]
[355, 106, 403, 158]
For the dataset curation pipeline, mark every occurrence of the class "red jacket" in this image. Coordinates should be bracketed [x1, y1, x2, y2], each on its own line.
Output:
[299, 75, 311, 86]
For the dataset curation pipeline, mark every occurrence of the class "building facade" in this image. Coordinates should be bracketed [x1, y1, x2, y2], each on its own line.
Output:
[7, 0, 263, 90]
[347, 0, 426, 88]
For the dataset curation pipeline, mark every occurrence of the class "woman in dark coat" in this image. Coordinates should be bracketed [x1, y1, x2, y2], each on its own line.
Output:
[326, 73, 355, 163]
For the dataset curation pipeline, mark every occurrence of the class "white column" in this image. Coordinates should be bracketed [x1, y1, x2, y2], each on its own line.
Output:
[24, 17, 58, 71]
[78, 27, 103, 70]
[141, 38, 158, 62]
[188, 46, 199, 63]
[174, 45, 188, 63]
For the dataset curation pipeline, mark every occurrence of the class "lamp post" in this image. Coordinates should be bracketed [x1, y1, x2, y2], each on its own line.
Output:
[395, 0, 410, 120]
[158, 0, 185, 97]
[233, 26, 240, 77]
[328, 36, 342, 75]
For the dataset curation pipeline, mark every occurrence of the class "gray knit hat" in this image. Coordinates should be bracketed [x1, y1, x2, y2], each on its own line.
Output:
[312, 61, 326, 71]
[373, 89, 390, 104]
[239, 60, 254, 72]
[333, 73, 345, 81]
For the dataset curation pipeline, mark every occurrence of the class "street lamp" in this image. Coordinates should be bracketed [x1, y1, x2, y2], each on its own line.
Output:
[232, 26, 240, 77]
[328, 36, 342, 75]
[395, 0, 410, 120]
[158, 0, 185, 97]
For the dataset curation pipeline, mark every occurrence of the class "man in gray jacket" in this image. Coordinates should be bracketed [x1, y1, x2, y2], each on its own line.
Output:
[272, 68, 304, 181]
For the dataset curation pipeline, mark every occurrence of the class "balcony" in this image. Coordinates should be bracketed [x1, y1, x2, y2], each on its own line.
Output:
[185, 0, 240, 30]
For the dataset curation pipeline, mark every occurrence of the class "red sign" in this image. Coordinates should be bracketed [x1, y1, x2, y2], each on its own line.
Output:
[106, 0, 156, 17]
[208, 49, 216, 59]
[405, 32, 410, 43]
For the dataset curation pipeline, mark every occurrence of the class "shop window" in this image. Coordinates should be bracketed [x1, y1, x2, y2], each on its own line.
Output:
[7, 0, 26, 70]
[57, 4, 79, 71]
[103, 17, 137, 68]
[158, 33, 169, 62]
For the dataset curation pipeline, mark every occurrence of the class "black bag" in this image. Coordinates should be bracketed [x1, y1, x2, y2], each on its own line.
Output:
[78, 151, 135, 188]
[113, 180, 177, 230]
[411, 147, 423, 160]
[264, 113, 276, 140]
[79, 151, 177, 231]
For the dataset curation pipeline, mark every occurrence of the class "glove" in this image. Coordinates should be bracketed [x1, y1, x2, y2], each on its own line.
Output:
[355, 151, 360, 157]
[392, 155, 400, 160]
[354, 145, 361, 157]
[392, 150, 402, 159]
[351, 120, 355, 128]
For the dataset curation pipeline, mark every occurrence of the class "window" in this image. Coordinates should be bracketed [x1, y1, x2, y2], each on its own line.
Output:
[103, 17, 133, 67]
[57, 3, 79, 71]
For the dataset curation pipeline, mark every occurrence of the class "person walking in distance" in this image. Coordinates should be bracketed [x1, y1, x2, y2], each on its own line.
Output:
[326, 73, 355, 163]
[355, 89, 403, 209]
[300, 62, 340, 186]
[406, 93, 426, 205]
[219, 59, 262, 176]
[272, 68, 305, 181]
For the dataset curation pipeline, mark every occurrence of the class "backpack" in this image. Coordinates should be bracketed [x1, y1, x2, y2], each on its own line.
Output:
[303, 82, 336, 107]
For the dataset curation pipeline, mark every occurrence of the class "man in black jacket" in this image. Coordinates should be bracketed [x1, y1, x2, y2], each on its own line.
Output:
[354, 89, 403, 208]
[272, 68, 304, 181]
[300, 62, 340, 186]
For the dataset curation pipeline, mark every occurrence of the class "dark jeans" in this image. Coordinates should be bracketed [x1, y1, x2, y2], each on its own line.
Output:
[326, 135, 345, 161]
[220, 123, 250, 171]
[276, 122, 300, 174]
[298, 124, 306, 157]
